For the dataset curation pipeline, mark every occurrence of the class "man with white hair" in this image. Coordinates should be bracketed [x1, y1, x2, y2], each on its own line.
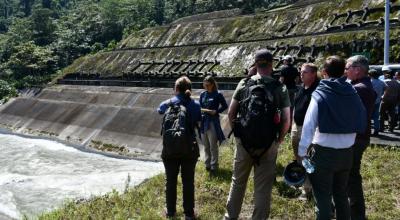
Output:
[345, 55, 376, 220]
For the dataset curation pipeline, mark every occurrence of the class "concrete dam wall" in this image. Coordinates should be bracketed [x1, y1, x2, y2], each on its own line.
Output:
[0, 85, 233, 160]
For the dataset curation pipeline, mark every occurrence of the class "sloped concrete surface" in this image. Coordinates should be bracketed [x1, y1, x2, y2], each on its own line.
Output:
[0, 85, 233, 161]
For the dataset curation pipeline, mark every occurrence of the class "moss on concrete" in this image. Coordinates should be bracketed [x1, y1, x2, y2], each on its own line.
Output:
[60, 0, 400, 78]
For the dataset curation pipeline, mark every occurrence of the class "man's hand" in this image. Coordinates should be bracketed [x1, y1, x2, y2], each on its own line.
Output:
[296, 155, 304, 165]
[228, 99, 239, 129]
[209, 110, 217, 115]
[277, 135, 285, 144]
[201, 108, 216, 115]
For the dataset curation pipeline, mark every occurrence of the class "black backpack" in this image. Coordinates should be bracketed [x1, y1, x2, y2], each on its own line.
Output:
[233, 78, 281, 164]
[161, 100, 198, 159]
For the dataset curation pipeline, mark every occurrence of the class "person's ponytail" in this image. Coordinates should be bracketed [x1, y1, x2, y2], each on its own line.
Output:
[175, 76, 192, 100]
[184, 89, 192, 98]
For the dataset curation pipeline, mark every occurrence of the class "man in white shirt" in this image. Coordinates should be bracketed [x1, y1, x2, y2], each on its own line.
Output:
[298, 56, 366, 220]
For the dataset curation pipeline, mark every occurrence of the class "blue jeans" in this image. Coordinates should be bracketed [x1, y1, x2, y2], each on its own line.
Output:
[371, 103, 380, 132]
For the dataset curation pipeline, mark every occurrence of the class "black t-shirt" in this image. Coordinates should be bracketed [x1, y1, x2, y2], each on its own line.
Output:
[293, 80, 319, 126]
[280, 64, 300, 90]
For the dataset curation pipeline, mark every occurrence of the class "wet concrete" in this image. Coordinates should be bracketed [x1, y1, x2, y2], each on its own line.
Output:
[0, 85, 233, 161]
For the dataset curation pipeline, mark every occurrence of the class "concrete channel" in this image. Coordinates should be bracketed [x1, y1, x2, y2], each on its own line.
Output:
[0, 85, 234, 161]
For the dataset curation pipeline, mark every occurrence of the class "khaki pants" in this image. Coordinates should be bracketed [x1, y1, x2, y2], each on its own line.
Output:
[291, 123, 312, 194]
[224, 139, 278, 220]
[290, 123, 302, 158]
[202, 123, 219, 170]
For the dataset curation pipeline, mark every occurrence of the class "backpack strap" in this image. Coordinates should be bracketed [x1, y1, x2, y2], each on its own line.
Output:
[160, 99, 173, 136]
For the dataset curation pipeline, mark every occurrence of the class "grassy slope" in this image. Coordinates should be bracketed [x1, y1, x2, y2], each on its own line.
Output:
[39, 137, 400, 220]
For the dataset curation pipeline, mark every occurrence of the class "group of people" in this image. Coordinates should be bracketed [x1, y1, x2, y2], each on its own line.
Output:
[157, 48, 380, 220]
[369, 66, 400, 135]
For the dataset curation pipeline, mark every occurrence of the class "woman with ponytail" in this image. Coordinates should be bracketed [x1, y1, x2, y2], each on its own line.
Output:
[157, 76, 201, 219]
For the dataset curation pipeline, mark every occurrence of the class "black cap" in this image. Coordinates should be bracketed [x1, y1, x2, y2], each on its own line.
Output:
[255, 49, 273, 62]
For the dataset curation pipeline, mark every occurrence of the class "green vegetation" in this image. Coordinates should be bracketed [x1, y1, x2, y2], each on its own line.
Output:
[0, 0, 296, 99]
[39, 138, 400, 219]
[90, 140, 130, 155]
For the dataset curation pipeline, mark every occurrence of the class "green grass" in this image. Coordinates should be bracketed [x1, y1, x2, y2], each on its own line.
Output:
[39, 138, 400, 220]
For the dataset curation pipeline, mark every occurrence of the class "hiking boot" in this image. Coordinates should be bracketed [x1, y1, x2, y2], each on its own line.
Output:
[164, 209, 176, 219]
[209, 169, 217, 176]
[185, 211, 197, 220]
[185, 215, 196, 220]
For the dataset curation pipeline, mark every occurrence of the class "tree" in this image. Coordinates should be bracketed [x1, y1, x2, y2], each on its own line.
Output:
[42, 0, 52, 8]
[32, 8, 57, 46]
[3, 41, 58, 87]
[20, 0, 33, 16]
[0, 79, 16, 100]
[153, 0, 164, 25]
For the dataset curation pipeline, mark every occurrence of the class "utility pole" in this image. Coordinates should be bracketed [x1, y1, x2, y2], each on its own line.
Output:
[384, 0, 390, 65]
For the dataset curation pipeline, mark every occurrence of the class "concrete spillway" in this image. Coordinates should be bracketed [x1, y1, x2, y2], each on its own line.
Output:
[0, 85, 233, 161]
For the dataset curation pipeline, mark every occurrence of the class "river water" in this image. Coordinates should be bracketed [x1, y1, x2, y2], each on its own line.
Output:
[0, 133, 163, 219]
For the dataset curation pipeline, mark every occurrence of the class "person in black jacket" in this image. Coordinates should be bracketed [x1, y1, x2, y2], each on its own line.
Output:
[280, 55, 300, 128]
[280, 55, 300, 102]
[291, 63, 319, 200]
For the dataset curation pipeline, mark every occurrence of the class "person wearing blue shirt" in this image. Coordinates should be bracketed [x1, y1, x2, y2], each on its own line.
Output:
[157, 76, 201, 220]
[369, 69, 387, 136]
[199, 76, 228, 173]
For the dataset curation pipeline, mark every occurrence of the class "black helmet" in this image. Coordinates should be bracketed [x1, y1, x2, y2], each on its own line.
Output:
[283, 161, 306, 187]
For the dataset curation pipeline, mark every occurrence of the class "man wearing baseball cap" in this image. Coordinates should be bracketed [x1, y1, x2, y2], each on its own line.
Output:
[280, 55, 300, 128]
[224, 49, 291, 219]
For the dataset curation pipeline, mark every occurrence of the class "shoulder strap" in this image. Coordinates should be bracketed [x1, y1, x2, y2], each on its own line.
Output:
[161, 99, 176, 136]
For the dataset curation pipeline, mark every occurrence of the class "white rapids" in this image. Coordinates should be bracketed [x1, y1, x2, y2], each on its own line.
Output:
[0, 133, 163, 219]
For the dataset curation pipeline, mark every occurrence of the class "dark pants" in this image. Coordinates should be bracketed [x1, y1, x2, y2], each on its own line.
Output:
[163, 158, 197, 217]
[380, 101, 397, 131]
[309, 145, 353, 220]
[347, 138, 368, 220]
[288, 88, 297, 132]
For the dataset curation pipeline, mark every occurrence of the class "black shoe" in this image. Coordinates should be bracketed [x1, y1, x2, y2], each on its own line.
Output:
[372, 132, 379, 136]
[185, 212, 197, 220]
[164, 209, 176, 219]
[185, 215, 196, 220]
[210, 169, 217, 176]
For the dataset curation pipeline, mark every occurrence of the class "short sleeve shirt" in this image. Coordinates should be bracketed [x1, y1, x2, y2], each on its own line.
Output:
[232, 74, 290, 109]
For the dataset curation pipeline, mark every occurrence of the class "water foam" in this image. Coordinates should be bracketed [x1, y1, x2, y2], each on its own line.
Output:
[0, 132, 163, 218]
